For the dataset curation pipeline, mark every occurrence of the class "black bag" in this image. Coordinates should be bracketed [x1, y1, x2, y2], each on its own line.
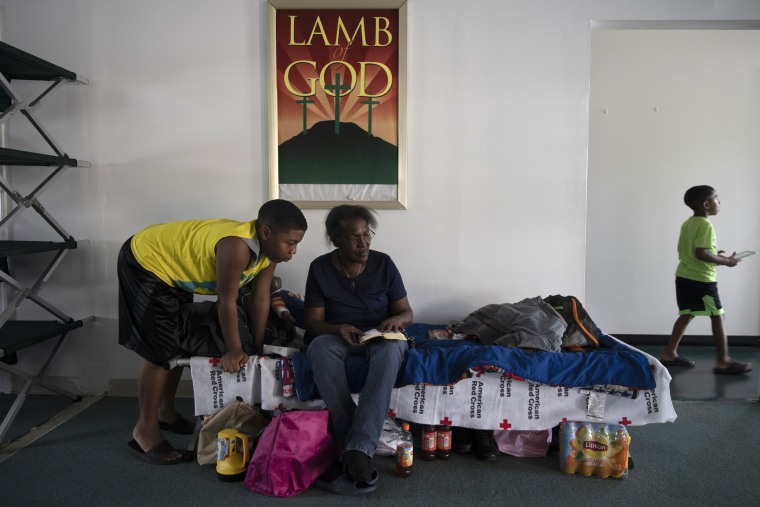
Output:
[543, 295, 601, 351]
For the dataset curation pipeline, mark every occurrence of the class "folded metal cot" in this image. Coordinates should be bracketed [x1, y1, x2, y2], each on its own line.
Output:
[0, 41, 91, 444]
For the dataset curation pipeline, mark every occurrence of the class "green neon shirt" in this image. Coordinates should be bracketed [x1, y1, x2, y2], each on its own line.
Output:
[675, 216, 717, 282]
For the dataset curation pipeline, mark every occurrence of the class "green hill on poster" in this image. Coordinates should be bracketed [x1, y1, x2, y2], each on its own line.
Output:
[278, 121, 398, 184]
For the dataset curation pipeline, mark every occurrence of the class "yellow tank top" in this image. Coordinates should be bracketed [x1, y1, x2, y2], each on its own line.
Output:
[131, 219, 270, 295]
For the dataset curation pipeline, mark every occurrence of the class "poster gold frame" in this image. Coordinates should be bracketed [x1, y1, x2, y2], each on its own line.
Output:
[267, 0, 408, 209]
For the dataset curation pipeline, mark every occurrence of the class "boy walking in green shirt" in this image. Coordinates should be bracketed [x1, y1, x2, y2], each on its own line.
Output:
[659, 186, 751, 375]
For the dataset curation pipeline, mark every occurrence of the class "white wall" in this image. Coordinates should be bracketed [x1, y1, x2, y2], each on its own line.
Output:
[1, 0, 759, 393]
[587, 29, 760, 336]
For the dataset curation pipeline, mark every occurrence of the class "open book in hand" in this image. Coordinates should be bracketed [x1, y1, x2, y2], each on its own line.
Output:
[734, 251, 757, 260]
[354, 329, 407, 344]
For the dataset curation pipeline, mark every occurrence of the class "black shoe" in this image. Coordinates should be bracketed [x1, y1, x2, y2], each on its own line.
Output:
[453, 427, 473, 453]
[473, 430, 498, 461]
[342, 450, 375, 484]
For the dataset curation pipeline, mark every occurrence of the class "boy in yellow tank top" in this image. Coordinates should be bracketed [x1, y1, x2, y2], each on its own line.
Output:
[117, 199, 307, 465]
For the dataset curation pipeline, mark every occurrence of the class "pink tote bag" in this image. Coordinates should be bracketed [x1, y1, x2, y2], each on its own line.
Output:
[244, 409, 339, 497]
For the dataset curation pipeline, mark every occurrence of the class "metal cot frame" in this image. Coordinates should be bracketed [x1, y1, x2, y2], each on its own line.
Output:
[0, 41, 92, 444]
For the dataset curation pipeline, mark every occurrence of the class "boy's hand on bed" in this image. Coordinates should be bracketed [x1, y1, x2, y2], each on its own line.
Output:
[221, 349, 249, 373]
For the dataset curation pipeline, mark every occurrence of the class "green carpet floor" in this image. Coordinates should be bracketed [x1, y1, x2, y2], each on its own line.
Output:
[1, 344, 759, 506]
[0, 397, 758, 506]
[637, 344, 759, 400]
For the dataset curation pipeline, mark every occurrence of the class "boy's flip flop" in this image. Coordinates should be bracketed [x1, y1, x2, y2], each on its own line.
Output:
[158, 415, 197, 435]
[660, 356, 695, 367]
[127, 439, 184, 465]
[713, 361, 752, 375]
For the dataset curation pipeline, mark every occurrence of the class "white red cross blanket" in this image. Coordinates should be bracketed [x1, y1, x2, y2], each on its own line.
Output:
[189, 349, 675, 431]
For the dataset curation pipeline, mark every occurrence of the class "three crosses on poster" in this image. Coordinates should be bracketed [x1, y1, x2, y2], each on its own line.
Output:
[293, 72, 381, 136]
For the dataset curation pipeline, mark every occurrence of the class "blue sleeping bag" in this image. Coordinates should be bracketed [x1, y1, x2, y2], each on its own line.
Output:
[293, 323, 655, 402]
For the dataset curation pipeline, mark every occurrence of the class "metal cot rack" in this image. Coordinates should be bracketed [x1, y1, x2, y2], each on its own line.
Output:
[0, 40, 92, 444]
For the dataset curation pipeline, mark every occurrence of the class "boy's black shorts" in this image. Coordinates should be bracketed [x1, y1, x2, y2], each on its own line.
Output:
[675, 276, 724, 317]
[117, 238, 193, 365]
[117, 238, 256, 365]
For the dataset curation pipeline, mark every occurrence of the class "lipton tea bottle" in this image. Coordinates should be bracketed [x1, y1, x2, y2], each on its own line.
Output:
[436, 425, 452, 460]
[420, 425, 437, 461]
[559, 421, 579, 475]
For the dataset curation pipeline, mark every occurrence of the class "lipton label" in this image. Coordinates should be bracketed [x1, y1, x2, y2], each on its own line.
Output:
[583, 441, 608, 452]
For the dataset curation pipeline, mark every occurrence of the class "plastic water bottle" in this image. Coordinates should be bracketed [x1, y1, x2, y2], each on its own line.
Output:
[421, 425, 437, 461]
[396, 422, 413, 478]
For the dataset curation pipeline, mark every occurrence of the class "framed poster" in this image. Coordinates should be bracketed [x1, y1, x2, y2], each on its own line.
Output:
[268, 0, 407, 209]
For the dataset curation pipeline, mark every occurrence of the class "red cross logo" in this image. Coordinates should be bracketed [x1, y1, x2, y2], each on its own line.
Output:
[440, 417, 452, 426]
[387, 408, 396, 418]
[208, 358, 221, 367]
[619, 416, 632, 426]
[499, 419, 512, 430]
